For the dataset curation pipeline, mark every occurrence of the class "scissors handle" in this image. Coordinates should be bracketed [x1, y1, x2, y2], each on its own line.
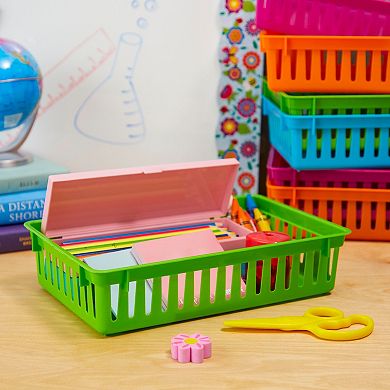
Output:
[304, 307, 344, 320]
[308, 314, 374, 341]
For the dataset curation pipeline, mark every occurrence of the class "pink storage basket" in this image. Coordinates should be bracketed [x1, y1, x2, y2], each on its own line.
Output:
[268, 148, 390, 189]
[267, 148, 390, 241]
[257, 0, 390, 36]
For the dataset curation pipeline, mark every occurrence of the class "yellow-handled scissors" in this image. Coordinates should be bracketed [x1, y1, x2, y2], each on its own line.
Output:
[224, 307, 374, 341]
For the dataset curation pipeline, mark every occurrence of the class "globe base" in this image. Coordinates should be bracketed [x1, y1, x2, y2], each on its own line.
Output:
[0, 151, 33, 168]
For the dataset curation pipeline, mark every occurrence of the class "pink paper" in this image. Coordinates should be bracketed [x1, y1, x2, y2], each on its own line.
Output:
[132, 230, 245, 306]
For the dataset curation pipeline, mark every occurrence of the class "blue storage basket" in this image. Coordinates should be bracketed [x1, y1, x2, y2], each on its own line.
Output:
[263, 97, 390, 170]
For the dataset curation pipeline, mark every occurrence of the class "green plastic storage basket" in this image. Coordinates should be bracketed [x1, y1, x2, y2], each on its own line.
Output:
[25, 195, 350, 335]
[263, 80, 390, 116]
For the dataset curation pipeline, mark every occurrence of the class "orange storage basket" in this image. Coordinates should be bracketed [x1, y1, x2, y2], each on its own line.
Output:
[267, 181, 390, 241]
[261, 33, 390, 93]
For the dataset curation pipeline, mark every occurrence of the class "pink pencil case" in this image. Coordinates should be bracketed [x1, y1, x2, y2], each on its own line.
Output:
[42, 159, 251, 249]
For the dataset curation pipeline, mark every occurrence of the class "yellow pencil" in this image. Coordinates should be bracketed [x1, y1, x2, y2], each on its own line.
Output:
[253, 208, 271, 231]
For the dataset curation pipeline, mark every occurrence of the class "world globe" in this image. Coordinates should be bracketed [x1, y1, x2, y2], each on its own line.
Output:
[0, 38, 42, 167]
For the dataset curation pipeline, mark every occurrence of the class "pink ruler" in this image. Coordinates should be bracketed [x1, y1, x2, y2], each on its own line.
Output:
[38, 28, 115, 116]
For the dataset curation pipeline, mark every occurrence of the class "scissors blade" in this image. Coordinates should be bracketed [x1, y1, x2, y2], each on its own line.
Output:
[224, 316, 312, 331]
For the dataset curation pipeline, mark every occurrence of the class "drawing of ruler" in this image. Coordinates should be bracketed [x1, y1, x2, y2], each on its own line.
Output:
[38, 28, 116, 116]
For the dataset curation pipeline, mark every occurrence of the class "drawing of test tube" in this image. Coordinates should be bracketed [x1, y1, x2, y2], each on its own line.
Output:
[74, 33, 145, 144]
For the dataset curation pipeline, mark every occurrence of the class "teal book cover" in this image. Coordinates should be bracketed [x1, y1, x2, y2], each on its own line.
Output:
[0, 156, 67, 194]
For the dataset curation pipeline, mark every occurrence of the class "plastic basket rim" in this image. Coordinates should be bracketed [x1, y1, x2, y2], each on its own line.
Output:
[24, 196, 351, 276]
[24, 223, 350, 276]
[267, 178, 390, 196]
[266, 148, 390, 176]
[262, 78, 390, 102]
[263, 96, 390, 121]
[25, 218, 351, 282]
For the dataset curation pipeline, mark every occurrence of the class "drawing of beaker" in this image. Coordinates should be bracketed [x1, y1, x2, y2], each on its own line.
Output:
[74, 33, 145, 144]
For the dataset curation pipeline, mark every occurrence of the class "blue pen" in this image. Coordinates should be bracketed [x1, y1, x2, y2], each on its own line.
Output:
[76, 246, 130, 258]
[246, 194, 257, 218]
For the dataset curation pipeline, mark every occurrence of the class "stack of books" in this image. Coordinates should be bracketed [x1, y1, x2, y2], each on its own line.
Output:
[0, 157, 67, 253]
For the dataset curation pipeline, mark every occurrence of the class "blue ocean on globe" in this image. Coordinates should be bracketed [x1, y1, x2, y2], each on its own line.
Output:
[0, 39, 41, 131]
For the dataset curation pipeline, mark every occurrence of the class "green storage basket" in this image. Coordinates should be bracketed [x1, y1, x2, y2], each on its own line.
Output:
[263, 79, 390, 116]
[25, 195, 350, 335]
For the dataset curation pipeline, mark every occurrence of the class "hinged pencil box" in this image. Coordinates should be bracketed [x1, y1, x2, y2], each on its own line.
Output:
[25, 159, 350, 335]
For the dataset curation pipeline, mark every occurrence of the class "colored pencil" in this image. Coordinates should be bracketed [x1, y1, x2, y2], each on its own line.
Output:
[67, 226, 236, 256]
[253, 208, 271, 231]
[62, 222, 220, 245]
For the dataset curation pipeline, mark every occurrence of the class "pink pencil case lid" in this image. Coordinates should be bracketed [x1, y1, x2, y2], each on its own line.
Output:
[41, 159, 240, 240]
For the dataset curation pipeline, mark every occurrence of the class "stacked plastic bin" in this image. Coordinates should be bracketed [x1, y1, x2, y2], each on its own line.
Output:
[257, 0, 390, 240]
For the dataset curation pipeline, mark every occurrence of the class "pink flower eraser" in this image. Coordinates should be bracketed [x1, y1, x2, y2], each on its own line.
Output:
[171, 333, 212, 363]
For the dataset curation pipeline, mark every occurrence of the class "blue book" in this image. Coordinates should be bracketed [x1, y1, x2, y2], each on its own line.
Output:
[0, 189, 46, 225]
[0, 156, 67, 194]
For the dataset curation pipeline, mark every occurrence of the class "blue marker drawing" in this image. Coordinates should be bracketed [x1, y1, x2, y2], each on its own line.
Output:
[144, 0, 158, 12]
[137, 17, 148, 29]
[74, 32, 145, 144]
[136, 0, 157, 30]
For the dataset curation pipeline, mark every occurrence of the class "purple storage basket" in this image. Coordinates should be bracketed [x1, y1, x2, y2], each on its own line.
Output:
[267, 148, 390, 189]
[257, 0, 390, 36]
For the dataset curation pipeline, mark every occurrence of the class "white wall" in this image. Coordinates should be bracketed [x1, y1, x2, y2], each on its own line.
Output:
[0, 0, 220, 170]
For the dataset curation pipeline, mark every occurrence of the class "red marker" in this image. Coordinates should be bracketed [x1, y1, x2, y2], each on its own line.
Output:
[244, 232, 291, 291]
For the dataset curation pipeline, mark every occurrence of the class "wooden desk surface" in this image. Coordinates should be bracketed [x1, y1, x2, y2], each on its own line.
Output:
[1, 242, 389, 390]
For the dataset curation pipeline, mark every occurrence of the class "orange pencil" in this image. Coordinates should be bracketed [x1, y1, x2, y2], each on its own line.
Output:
[238, 207, 256, 231]
[243, 209, 257, 231]
[230, 198, 240, 223]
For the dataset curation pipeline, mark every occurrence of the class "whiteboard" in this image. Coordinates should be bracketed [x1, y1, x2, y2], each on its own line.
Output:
[0, 0, 221, 170]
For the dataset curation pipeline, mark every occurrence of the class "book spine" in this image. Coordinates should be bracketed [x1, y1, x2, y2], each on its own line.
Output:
[0, 228, 32, 253]
[0, 191, 45, 225]
[0, 175, 49, 194]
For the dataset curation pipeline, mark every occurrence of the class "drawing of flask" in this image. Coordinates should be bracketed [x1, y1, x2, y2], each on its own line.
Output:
[74, 33, 145, 144]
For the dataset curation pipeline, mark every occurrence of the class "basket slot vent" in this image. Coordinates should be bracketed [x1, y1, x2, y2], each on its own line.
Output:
[291, 50, 298, 80]
[382, 51, 389, 82]
[371, 202, 378, 230]
[328, 247, 337, 280]
[386, 203, 390, 230]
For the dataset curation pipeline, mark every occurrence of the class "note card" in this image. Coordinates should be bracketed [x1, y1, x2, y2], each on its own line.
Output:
[84, 249, 153, 317]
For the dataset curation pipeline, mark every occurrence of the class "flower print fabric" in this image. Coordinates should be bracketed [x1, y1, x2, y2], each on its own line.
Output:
[217, 0, 264, 195]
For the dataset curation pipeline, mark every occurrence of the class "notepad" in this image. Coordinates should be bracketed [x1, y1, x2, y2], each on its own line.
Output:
[84, 249, 154, 317]
[132, 230, 245, 306]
